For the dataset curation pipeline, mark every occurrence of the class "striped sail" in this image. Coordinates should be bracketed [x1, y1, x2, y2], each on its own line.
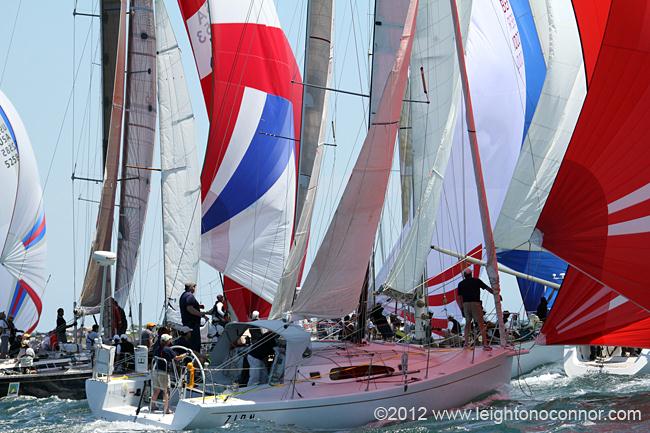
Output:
[538, 0, 650, 345]
[178, 0, 303, 319]
[0, 90, 47, 334]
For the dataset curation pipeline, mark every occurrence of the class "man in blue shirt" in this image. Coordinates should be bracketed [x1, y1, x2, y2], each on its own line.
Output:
[179, 282, 205, 352]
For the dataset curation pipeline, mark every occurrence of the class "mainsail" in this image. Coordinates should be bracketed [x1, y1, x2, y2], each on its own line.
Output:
[535, 0, 650, 337]
[156, 0, 201, 325]
[270, 0, 334, 320]
[100, 0, 123, 167]
[0, 90, 47, 334]
[79, 0, 127, 311]
[178, 0, 303, 319]
[291, 0, 418, 319]
[114, 0, 157, 309]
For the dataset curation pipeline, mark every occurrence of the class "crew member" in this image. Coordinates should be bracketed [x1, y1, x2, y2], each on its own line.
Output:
[457, 268, 495, 350]
[179, 283, 204, 353]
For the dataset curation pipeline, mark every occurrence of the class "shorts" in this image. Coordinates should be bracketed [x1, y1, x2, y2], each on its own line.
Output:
[463, 302, 484, 324]
[152, 370, 169, 390]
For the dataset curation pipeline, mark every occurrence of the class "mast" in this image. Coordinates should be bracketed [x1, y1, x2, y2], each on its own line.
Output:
[79, 0, 127, 339]
[449, 0, 506, 346]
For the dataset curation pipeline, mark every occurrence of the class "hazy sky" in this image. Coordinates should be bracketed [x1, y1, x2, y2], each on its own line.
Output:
[0, 0, 401, 332]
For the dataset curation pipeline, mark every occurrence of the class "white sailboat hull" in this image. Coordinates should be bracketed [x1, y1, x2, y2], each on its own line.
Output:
[86, 345, 513, 430]
[564, 346, 650, 378]
[510, 341, 563, 378]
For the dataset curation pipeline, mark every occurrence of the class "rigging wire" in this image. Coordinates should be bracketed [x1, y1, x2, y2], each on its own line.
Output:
[0, 0, 22, 87]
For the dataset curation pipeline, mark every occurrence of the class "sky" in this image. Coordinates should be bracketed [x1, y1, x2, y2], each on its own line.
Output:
[0, 0, 404, 332]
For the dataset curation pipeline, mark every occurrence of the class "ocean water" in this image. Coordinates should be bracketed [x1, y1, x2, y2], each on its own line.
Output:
[1, 363, 649, 433]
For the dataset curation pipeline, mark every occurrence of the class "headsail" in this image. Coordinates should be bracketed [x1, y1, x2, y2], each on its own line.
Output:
[178, 0, 303, 316]
[0, 90, 47, 334]
[382, 0, 469, 296]
[291, 0, 418, 319]
[270, 0, 334, 320]
[79, 0, 127, 311]
[114, 0, 157, 309]
[157, 0, 201, 325]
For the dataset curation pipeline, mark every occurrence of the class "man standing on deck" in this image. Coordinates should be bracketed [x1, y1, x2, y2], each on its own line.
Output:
[456, 268, 496, 350]
[55, 308, 76, 348]
[179, 282, 205, 353]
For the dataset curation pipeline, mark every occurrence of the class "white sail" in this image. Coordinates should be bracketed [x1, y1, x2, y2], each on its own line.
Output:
[493, 0, 587, 250]
[115, 0, 157, 308]
[0, 90, 47, 334]
[291, 0, 418, 319]
[270, 0, 334, 319]
[382, 0, 470, 295]
[156, 0, 201, 325]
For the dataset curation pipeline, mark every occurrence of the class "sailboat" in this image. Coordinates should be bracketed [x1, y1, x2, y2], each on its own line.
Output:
[85, 0, 518, 428]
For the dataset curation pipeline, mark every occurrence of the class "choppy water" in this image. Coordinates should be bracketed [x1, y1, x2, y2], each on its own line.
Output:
[1, 363, 649, 433]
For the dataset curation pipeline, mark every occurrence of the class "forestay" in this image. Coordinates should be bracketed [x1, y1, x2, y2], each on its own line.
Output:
[157, 0, 201, 325]
[0, 90, 47, 334]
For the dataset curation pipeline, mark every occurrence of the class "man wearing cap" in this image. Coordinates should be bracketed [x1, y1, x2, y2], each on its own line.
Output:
[151, 334, 185, 414]
[179, 282, 204, 352]
[140, 323, 156, 349]
[457, 267, 495, 350]
[173, 325, 193, 352]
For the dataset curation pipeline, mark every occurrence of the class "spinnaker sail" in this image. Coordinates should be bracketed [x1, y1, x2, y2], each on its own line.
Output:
[178, 0, 303, 319]
[0, 90, 47, 334]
